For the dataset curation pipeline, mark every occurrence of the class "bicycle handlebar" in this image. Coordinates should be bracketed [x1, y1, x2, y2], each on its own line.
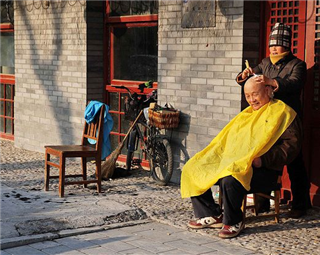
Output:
[111, 85, 157, 102]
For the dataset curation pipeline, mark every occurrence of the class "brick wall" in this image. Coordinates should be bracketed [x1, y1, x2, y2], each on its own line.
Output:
[14, 0, 87, 152]
[157, 0, 245, 182]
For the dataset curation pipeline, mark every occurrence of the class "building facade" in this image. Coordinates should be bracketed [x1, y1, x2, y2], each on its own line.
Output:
[1, 0, 319, 205]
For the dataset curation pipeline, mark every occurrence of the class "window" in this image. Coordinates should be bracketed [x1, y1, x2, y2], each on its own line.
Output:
[105, 1, 158, 163]
[0, 1, 14, 140]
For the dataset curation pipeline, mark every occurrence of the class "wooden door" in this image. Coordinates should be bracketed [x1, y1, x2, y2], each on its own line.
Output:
[304, 0, 320, 205]
[262, 0, 320, 206]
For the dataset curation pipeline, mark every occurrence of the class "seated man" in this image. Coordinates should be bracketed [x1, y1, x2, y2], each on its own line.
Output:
[181, 76, 302, 239]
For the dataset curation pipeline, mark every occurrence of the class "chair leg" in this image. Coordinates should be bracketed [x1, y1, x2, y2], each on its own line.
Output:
[275, 190, 280, 223]
[253, 193, 259, 216]
[44, 151, 50, 191]
[59, 155, 65, 198]
[242, 195, 247, 222]
[82, 157, 87, 188]
[218, 187, 223, 207]
[95, 156, 101, 193]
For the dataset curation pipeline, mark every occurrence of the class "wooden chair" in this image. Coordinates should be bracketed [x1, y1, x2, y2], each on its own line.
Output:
[44, 104, 105, 197]
[242, 174, 282, 223]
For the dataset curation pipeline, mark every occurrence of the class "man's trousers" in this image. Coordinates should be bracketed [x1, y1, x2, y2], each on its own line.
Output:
[191, 168, 279, 226]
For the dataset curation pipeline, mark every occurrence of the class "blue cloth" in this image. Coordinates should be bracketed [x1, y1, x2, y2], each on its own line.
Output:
[84, 101, 113, 160]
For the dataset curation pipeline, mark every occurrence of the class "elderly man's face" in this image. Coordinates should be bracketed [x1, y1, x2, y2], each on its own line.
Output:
[244, 79, 272, 111]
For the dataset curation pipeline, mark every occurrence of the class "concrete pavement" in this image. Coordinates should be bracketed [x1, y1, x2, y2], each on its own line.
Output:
[1, 222, 259, 255]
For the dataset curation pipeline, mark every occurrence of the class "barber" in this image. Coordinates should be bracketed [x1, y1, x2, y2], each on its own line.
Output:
[236, 22, 311, 218]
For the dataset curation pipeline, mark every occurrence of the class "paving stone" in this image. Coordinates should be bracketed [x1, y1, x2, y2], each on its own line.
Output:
[40, 244, 76, 255]
[158, 249, 194, 254]
[29, 241, 61, 250]
[54, 237, 97, 250]
[0, 251, 12, 255]
[99, 239, 138, 252]
[79, 246, 117, 255]
[164, 239, 215, 254]
[3, 246, 47, 255]
[202, 240, 256, 255]
[126, 238, 174, 253]
[118, 248, 156, 254]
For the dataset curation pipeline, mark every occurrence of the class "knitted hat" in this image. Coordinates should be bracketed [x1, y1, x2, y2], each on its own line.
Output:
[269, 23, 292, 49]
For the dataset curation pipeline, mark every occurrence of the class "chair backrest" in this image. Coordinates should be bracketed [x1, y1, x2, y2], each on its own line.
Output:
[81, 104, 105, 151]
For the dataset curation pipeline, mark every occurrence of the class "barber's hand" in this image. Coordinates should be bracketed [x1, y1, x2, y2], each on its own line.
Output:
[252, 157, 262, 168]
[241, 67, 254, 79]
[253, 75, 279, 92]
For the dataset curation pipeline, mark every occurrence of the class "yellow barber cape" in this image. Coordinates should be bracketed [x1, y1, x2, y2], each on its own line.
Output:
[181, 99, 296, 198]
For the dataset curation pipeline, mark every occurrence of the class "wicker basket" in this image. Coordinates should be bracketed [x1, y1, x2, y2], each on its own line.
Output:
[148, 108, 180, 129]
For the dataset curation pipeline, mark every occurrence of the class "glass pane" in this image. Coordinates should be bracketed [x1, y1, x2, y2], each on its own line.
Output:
[110, 112, 118, 132]
[6, 102, 11, 117]
[120, 93, 128, 112]
[109, 92, 119, 111]
[110, 134, 119, 151]
[0, 32, 15, 74]
[109, 0, 158, 17]
[5, 84, 12, 99]
[113, 26, 158, 82]
[5, 118, 12, 134]
[0, 101, 4, 115]
[121, 114, 130, 134]
[0, 117, 4, 132]
[0, 83, 4, 98]
[121, 135, 128, 155]
[1, 1, 13, 23]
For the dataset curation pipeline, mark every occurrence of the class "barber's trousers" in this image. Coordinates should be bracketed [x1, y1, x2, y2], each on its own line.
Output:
[191, 168, 278, 226]
[287, 150, 311, 210]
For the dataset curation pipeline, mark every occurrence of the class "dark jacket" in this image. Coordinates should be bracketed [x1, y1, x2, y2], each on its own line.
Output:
[260, 116, 302, 172]
[237, 52, 307, 117]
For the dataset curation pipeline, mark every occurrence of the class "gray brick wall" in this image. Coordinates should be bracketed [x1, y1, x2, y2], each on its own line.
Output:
[14, 0, 87, 152]
[158, 0, 245, 182]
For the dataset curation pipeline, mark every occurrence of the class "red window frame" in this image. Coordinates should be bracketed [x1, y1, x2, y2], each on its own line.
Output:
[104, 4, 158, 91]
[104, 1, 158, 165]
[0, 23, 15, 140]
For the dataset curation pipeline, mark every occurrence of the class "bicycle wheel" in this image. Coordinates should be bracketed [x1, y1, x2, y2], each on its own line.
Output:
[149, 137, 173, 185]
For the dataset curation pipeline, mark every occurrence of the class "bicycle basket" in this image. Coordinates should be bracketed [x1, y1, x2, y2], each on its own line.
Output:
[148, 106, 180, 129]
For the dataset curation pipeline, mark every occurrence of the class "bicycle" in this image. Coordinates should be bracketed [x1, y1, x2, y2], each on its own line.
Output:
[111, 85, 174, 185]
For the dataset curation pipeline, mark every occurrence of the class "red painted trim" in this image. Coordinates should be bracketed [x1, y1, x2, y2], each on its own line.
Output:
[117, 154, 150, 169]
[0, 28, 13, 32]
[0, 99, 14, 103]
[106, 85, 155, 95]
[0, 23, 13, 29]
[0, 133, 14, 140]
[110, 27, 114, 82]
[107, 14, 158, 23]
[106, 0, 110, 16]
[0, 23, 14, 32]
[111, 22, 158, 28]
[0, 75, 15, 84]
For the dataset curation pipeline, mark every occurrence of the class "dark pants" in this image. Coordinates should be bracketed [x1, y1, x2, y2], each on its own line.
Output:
[191, 168, 278, 226]
[257, 151, 312, 211]
[287, 151, 312, 210]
